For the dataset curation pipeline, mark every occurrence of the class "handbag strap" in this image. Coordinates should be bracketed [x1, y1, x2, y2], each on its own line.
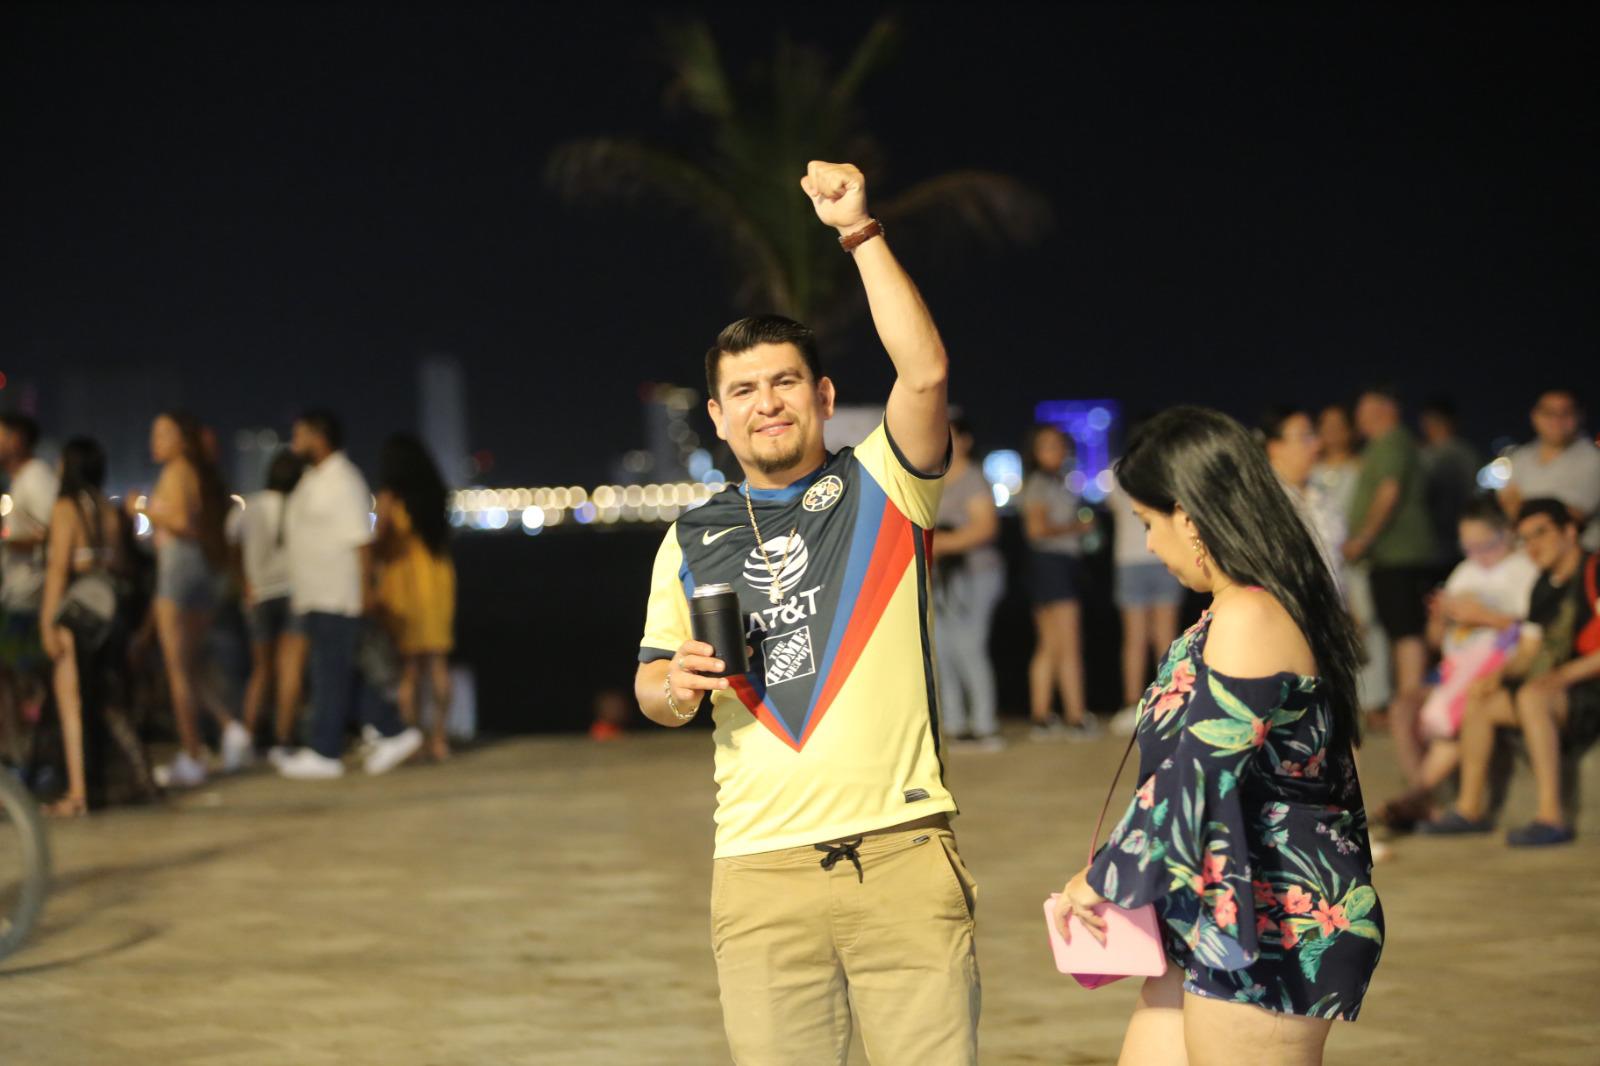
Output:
[1086, 728, 1142, 869]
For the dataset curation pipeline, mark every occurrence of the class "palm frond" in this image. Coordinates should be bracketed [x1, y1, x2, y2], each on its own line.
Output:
[877, 170, 1055, 248]
[545, 138, 792, 311]
[830, 16, 899, 110]
[659, 20, 733, 120]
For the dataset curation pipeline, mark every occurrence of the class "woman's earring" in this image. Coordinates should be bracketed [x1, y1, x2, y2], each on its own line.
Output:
[1191, 534, 1210, 577]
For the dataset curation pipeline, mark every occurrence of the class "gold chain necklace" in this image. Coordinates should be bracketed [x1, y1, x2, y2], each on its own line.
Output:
[742, 483, 798, 604]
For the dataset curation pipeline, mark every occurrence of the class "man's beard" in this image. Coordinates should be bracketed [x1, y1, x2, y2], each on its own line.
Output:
[749, 433, 810, 477]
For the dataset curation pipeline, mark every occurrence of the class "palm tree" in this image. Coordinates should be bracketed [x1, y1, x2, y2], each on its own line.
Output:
[547, 17, 1052, 336]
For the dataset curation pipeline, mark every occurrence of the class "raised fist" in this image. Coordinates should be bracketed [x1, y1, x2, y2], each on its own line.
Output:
[800, 160, 870, 233]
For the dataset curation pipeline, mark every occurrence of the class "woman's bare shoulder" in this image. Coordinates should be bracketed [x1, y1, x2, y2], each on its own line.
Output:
[1204, 587, 1316, 678]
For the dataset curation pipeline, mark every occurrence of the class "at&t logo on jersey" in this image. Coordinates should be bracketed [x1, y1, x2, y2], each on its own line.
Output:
[743, 532, 810, 600]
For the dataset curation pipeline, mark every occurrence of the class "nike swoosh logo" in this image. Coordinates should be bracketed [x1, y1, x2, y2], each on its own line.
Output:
[702, 526, 743, 545]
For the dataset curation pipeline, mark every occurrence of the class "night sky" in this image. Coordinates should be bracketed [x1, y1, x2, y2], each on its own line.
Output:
[3, 3, 1595, 487]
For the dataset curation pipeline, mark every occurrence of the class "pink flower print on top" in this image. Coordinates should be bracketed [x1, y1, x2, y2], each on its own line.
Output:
[1252, 879, 1277, 908]
[1311, 899, 1351, 937]
[1212, 888, 1238, 929]
[1149, 659, 1198, 722]
[1150, 689, 1187, 722]
[1282, 884, 1314, 915]
[1136, 775, 1157, 810]
[1257, 912, 1274, 937]
[1280, 920, 1301, 949]
[1170, 659, 1196, 694]
[1202, 851, 1228, 886]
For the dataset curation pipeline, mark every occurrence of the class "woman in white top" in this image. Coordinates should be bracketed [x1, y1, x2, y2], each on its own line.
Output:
[232, 449, 306, 763]
[39, 438, 124, 817]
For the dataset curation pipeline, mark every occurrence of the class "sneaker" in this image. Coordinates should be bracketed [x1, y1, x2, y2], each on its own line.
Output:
[1506, 821, 1574, 847]
[154, 751, 208, 789]
[951, 732, 1007, 753]
[1063, 717, 1103, 742]
[276, 748, 346, 780]
[363, 727, 423, 776]
[266, 745, 295, 769]
[1109, 704, 1140, 737]
[221, 721, 254, 773]
[1030, 716, 1068, 742]
[1416, 810, 1494, 836]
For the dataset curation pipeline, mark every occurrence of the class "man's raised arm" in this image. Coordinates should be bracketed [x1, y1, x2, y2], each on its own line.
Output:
[802, 161, 949, 473]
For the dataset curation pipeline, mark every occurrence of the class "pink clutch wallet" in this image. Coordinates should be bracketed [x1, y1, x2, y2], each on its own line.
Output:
[1043, 895, 1167, 989]
[1045, 728, 1169, 990]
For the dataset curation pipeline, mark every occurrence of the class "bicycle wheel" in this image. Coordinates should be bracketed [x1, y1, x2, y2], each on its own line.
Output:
[0, 770, 50, 961]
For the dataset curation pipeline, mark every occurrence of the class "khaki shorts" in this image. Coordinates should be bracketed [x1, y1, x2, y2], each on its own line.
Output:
[710, 817, 980, 1065]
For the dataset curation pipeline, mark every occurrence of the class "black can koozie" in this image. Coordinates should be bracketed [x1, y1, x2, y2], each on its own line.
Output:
[690, 583, 749, 677]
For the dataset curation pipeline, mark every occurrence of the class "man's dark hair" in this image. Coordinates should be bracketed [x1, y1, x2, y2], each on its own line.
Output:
[705, 315, 821, 400]
[1534, 386, 1583, 411]
[295, 408, 343, 451]
[0, 413, 40, 451]
[1420, 396, 1457, 425]
[1518, 497, 1576, 530]
[1358, 383, 1402, 406]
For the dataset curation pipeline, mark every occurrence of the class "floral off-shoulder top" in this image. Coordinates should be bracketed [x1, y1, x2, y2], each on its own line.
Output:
[1086, 611, 1384, 1019]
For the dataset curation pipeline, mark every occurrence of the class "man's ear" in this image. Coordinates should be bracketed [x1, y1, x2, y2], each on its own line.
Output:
[707, 398, 729, 442]
[817, 376, 837, 422]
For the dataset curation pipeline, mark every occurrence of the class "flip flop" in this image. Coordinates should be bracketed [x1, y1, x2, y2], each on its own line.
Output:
[1506, 822, 1574, 847]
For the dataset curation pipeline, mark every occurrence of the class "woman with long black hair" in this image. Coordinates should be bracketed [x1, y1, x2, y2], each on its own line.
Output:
[1051, 408, 1382, 1065]
[375, 434, 456, 761]
[39, 437, 123, 816]
[143, 410, 241, 788]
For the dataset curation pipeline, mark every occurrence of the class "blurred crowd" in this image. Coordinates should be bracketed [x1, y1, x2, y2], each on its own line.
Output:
[931, 387, 1598, 845]
[0, 409, 459, 816]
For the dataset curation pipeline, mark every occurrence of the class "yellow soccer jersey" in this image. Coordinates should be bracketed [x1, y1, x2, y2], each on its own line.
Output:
[640, 421, 957, 858]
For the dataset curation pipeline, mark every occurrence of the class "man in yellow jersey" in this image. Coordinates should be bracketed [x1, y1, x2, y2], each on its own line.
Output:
[635, 161, 978, 1064]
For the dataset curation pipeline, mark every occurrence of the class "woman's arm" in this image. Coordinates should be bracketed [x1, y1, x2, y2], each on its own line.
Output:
[146, 463, 198, 537]
[933, 492, 1000, 558]
[40, 500, 78, 658]
[373, 489, 398, 546]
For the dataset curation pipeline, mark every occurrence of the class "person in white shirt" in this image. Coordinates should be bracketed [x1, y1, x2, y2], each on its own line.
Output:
[1499, 388, 1600, 551]
[1379, 499, 1539, 829]
[229, 449, 307, 764]
[0, 413, 58, 748]
[277, 410, 420, 779]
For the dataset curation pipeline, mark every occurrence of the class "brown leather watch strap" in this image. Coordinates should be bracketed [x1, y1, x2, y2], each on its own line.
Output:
[839, 218, 884, 253]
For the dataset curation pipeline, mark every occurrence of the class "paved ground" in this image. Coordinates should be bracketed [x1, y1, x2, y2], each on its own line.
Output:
[1, 726, 1596, 1065]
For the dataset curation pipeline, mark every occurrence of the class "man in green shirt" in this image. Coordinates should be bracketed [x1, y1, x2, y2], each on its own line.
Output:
[1345, 386, 1438, 786]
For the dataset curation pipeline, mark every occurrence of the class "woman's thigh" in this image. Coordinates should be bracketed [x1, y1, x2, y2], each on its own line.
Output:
[1183, 991, 1332, 1066]
[1118, 966, 1187, 1066]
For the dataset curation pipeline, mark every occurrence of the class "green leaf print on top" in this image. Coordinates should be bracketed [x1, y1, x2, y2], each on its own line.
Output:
[1082, 611, 1383, 1020]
